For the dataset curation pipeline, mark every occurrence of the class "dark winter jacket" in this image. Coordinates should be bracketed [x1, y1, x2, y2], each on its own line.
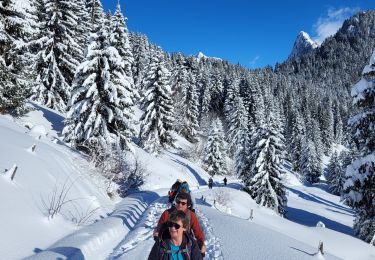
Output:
[148, 227, 203, 260]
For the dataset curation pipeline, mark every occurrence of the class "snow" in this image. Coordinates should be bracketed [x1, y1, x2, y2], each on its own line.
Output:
[1, 105, 375, 259]
[0, 107, 115, 259]
[196, 51, 222, 61]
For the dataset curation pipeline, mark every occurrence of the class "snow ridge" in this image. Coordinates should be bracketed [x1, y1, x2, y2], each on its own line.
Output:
[108, 199, 168, 259]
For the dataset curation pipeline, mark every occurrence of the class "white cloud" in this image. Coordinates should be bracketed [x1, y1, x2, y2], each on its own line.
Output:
[249, 55, 260, 68]
[313, 7, 359, 44]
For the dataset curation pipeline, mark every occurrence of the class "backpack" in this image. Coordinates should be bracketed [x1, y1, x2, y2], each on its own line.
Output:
[168, 180, 190, 203]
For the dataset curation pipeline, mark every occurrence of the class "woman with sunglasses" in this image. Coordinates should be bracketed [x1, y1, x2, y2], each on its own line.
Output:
[148, 210, 203, 260]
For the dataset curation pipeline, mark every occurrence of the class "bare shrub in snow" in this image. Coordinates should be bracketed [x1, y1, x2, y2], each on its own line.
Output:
[65, 203, 101, 226]
[41, 179, 76, 219]
[116, 153, 149, 197]
[214, 190, 231, 208]
[93, 145, 148, 198]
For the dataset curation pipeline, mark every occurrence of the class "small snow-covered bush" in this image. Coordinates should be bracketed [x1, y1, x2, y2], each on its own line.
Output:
[29, 125, 47, 138]
[316, 221, 326, 228]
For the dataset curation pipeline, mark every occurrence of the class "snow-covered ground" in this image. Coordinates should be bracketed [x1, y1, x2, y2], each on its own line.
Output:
[1, 104, 375, 259]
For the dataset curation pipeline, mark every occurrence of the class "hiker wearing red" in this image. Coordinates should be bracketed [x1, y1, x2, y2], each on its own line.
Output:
[154, 192, 206, 256]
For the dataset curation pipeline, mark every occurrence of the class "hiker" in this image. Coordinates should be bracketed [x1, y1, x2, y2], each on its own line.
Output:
[223, 177, 227, 186]
[153, 192, 206, 256]
[208, 177, 213, 189]
[168, 179, 191, 202]
[168, 179, 183, 203]
[148, 210, 203, 260]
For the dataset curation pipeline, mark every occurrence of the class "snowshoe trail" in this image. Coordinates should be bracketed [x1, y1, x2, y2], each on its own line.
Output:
[108, 200, 168, 259]
[196, 208, 224, 259]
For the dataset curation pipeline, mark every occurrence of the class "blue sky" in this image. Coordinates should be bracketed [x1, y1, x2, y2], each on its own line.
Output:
[102, 0, 375, 68]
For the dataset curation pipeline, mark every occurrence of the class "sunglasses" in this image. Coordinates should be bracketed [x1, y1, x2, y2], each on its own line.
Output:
[175, 200, 187, 206]
[168, 221, 182, 229]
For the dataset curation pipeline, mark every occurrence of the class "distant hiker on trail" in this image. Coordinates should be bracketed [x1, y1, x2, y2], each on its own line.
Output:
[153, 192, 206, 257]
[208, 177, 213, 189]
[223, 177, 227, 186]
[148, 210, 203, 260]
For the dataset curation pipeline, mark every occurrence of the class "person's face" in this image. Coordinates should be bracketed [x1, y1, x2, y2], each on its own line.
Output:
[175, 198, 188, 211]
[168, 219, 186, 240]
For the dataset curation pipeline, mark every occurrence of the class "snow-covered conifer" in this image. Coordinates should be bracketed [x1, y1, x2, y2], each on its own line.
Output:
[320, 99, 334, 155]
[224, 79, 240, 122]
[227, 96, 248, 157]
[31, 0, 81, 112]
[245, 103, 287, 216]
[130, 33, 151, 91]
[327, 151, 345, 195]
[179, 72, 200, 142]
[343, 49, 375, 245]
[63, 21, 136, 152]
[334, 107, 343, 145]
[139, 54, 175, 154]
[85, 0, 105, 32]
[0, 0, 33, 113]
[203, 118, 228, 176]
[110, 1, 136, 103]
[288, 108, 305, 172]
[300, 138, 322, 184]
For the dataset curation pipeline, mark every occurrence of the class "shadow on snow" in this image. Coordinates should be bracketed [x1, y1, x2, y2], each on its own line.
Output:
[29, 102, 65, 134]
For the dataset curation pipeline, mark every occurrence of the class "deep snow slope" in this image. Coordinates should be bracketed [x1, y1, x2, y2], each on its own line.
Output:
[0, 105, 116, 259]
[2, 104, 375, 259]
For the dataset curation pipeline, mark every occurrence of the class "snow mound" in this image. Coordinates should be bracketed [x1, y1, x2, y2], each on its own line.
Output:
[29, 125, 47, 138]
[316, 221, 326, 228]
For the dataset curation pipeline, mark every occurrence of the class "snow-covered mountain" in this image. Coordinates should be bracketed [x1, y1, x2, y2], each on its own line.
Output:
[288, 31, 319, 60]
[1, 104, 375, 260]
[196, 51, 222, 61]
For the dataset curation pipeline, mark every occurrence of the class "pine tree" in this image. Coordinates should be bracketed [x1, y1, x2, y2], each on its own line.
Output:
[31, 0, 81, 112]
[130, 33, 151, 91]
[319, 99, 334, 155]
[203, 118, 228, 176]
[333, 106, 343, 144]
[235, 123, 251, 181]
[327, 151, 345, 195]
[300, 138, 322, 184]
[85, 0, 105, 32]
[179, 70, 199, 142]
[0, 0, 32, 113]
[139, 55, 175, 154]
[198, 72, 212, 128]
[343, 49, 375, 245]
[245, 104, 287, 216]
[227, 96, 248, 157]
[63, 21, 135, 152]
[224, 79, 240, 122]
[288, 107, 305, 172]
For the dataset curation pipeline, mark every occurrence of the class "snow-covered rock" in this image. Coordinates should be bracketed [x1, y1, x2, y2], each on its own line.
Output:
[288, 31, 319, 60]
[196, 51, 222, 61]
